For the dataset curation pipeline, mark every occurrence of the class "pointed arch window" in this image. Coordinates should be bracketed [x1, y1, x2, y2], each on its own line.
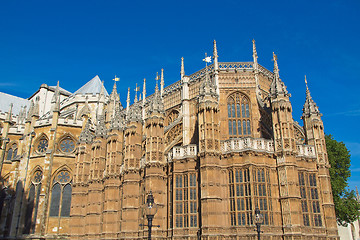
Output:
[6, 144, 18, 160]
[49, 170, 72, 217]
[227, 93, 251, 137]
[24, 170, 42, 234]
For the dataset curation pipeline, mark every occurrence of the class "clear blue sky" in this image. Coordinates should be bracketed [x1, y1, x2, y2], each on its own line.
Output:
[1, 0, 359, 190]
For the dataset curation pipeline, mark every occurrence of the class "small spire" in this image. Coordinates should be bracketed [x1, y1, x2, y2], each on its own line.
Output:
[143, 78, 146, 105]
[252, 39, 258, 65]
[147, 79, 164, 116]
[160, 68, 164, 97]
[213, 40, 219, 71]
[126, 87, 130, 114]
[26, 100, 34, 121]
[302, 75, 321, 118]
[111, 75, 119, 95]
[33, 96, 40, 117]
[52, 81, 60, 112]
[269, 53, 289, 98]
[273, 52, 279, 79]
[134, 83, 139, 103]
[181, 57, 185, 79]
[5, 103, 13, 122]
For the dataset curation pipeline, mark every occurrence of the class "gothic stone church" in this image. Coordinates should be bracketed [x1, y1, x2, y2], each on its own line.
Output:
[0, 41, 339, 239]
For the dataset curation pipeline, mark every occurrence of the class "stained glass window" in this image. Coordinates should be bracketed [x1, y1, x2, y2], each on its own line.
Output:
[60, 138, 75, 153]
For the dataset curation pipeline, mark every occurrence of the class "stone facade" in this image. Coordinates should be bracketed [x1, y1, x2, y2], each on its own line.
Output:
[0, 40, 339, 239]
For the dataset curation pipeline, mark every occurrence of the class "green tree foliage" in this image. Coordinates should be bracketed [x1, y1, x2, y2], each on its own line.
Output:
[325, 134, 360, 226]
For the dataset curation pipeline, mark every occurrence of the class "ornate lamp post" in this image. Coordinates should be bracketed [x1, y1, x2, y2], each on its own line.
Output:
[254, 208, 264, 240]
[143, 191, 159, 240]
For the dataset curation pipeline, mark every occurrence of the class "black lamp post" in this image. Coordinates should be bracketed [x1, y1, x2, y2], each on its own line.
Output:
[143, 191, 158, 240]
[254, 208, 264, 240]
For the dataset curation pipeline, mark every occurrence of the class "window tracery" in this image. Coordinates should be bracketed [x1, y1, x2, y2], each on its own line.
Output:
[174, 173, 198, 228]
[59, 137, 75, 153]
[299, 172, 322, 227]
[49, 170, 72, 217]
[37, 138, 48, 153]
[24, 170, 43, 234]
[227, 92, 251, 137]
[229, 168, 272, 226]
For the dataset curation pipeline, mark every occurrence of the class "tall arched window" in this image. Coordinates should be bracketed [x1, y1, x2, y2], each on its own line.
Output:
[49, 170, 72, 218]
[23, 170, 42, 234]
[227, 93, 251, 137]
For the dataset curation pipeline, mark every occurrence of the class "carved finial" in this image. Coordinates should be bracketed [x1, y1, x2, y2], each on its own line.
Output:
[181, 57, 185, 79]
[160, 68, 164, 97]
[252, 39, 258, 65]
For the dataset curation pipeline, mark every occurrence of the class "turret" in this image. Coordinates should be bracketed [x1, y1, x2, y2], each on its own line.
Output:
[301, 76, 338, 236]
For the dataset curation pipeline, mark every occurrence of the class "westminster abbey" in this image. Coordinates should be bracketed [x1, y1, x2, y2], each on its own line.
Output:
[0, 41, 339, 239]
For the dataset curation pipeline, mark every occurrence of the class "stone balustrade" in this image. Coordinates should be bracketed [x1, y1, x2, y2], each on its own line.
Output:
[296, 144, 316, 158]
[167, 144, 197, 162]
[221, 137, 274, 154]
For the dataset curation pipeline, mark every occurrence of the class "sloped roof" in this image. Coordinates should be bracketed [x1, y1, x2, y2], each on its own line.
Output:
[74, 75, 109, 96]
[0, 92, 30, 115]
[48, 85, 72, 96]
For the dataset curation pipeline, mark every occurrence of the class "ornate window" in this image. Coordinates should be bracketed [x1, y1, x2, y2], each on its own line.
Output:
[229, 168, 272, 226]
[37, 138, 48, 153]
[227, 93, 251, 137]
[49, 170, 72, 217]
[299, 172, 322, 227]
[174, 173, 198, 228]
[24, 170, 43, 234]
[6, 144, 18, 160]
[59, 137, 75, 153]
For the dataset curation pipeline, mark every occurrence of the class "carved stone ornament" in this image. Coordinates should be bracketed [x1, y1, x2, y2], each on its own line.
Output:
[110, 104, 125, 131]
[95, 114, 107, 138]
[79, 119, 94, 144]
[199, 71, 218, 99]
[127, 101, 142, 122]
